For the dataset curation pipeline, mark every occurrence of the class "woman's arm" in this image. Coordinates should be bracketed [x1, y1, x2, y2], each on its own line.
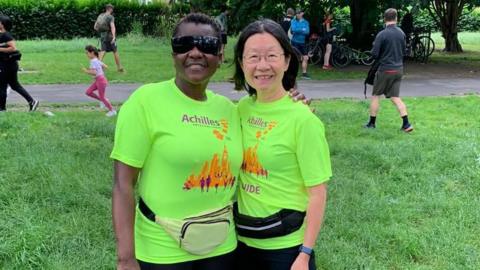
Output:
[0, 40, 17, 53]
[112, 160, 141, 270]
[291, 183, 327, 270]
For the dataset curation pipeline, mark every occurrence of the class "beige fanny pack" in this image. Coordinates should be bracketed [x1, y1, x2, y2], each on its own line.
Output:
[139, 198, 233, 255]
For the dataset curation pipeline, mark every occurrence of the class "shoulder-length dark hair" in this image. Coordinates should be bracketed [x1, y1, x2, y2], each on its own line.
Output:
[233, 19, 299, 96]
[0, 15, 13, 32]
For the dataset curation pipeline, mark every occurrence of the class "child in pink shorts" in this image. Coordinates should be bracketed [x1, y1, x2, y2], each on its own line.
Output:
[82, 45, 116, 117]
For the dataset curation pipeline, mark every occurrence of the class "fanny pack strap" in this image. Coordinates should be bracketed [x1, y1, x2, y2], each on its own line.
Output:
[139, 198, 156, 222]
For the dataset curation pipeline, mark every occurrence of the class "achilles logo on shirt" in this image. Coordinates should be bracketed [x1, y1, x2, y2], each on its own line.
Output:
[183, 146, 236, 192]
[182, 114, 220, 128]
[247, 117, 269, 128]
[241, 121, 277, 178]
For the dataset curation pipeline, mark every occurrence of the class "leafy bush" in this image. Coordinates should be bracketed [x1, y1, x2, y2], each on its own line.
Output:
[0, 0, 189, 40]
[413, 7, 480, 32]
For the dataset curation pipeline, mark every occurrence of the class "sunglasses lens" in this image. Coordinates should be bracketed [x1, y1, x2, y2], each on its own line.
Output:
[172, 36, 194, 54]
[172, 36, 220, 55]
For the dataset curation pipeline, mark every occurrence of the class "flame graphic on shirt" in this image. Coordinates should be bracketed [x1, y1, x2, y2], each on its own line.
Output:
[241, 120, 277, 178]
[183, 119, 236, 192]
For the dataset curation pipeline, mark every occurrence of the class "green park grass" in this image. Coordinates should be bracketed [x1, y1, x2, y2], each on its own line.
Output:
[15, 31, 479, 85]
[1, 96, 479, 269]
[429, 32, 480, 67]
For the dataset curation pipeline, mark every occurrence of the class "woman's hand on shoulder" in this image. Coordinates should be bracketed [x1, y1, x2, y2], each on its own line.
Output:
[288, 88, 316, 113]
[288, 88, 310, 105]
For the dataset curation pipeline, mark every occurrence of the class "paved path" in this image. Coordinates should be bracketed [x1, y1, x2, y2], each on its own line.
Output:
[7, 78, 480, 104]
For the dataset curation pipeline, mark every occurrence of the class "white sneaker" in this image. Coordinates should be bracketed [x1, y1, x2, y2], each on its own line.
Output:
[106, 110, 117, 117]
[99, 102, 106, 109]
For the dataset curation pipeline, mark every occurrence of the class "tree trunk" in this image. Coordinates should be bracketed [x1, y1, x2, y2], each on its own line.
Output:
[429, 0, 465, 53]
[349, 0, 379, 49]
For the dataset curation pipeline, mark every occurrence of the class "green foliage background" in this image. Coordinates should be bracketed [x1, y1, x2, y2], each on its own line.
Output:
[0, 0, 189, 39]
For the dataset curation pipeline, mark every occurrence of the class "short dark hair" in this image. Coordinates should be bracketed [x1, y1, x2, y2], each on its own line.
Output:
[105, 4, 114, 10]
[172, 13, 221, 39]
[85, 44, 99, 57]
[233, 19, 299, 96]
[0, 15, 13, 32]
[384, 8, 397, 22]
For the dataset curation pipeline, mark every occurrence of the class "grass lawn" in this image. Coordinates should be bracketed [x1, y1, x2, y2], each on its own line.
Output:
[1, 96, 479, 269]
[15, 32, 479, 85]
[429, 32, 480, 67]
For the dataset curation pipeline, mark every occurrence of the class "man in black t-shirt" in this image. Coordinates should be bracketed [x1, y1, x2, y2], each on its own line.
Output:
[280, 8, 295, 38]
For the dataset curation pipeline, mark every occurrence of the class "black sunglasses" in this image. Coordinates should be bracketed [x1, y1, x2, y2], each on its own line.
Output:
[171, 36, 221, 55]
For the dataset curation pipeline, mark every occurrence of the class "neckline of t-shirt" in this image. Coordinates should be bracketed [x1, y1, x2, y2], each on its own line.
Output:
[251, 93, 289, 108]
[169, 78, 213, 106]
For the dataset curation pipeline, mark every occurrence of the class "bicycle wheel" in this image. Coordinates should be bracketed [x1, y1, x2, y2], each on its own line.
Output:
[307, 40, 323, 65]
[412, 41, 426, 62]
[332, 46, 351, 68]
[360, 50, 375, 66]
[418, 35, 435, 57]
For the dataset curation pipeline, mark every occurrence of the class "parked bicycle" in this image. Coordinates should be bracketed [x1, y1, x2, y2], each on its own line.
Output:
[406, 27, 435, 62]
[331, 37, 375, 68]
[307, 36, 374, 68]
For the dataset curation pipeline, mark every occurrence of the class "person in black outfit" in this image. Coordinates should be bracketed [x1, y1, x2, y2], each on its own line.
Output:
[280, 8, 295, 36]
[0, 15, 38, 112]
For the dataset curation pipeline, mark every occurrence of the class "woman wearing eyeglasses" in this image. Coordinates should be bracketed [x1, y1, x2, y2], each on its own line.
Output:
[232, 20, 332, 270]
[111, 13, 242, 270]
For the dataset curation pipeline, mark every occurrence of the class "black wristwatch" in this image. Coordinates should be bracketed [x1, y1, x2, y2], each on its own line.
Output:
[298, 245, 313, 256]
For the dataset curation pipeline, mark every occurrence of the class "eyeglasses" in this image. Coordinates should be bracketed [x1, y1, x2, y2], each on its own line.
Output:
[171, 36, 221, 55]
[243, 52, 285, 64]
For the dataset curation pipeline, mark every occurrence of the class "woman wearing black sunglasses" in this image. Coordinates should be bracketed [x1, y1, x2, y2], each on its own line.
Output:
[111, 13, 242, 270]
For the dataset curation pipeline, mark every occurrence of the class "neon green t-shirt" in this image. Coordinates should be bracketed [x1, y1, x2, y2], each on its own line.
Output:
[237, 94, 332, 250]
[110, 79, 243, 264]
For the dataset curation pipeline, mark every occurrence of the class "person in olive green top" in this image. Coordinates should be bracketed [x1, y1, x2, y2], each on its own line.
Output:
[95, 3, 124, 72]
[233, 19, 332, 270]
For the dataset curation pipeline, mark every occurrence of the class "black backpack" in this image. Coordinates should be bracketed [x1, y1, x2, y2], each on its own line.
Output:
[364, 60, 380, 98]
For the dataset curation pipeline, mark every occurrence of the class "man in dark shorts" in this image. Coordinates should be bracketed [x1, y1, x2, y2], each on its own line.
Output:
[290, 8, 310, 79]
[95, 4, 124, 72]
[365, 8, 413, 132]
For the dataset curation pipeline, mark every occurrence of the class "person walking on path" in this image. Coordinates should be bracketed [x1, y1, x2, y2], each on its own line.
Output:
[365, 8, 413, 132]
[290, 8, 310, 80]
[82, 45, 116, 117]
[94, 4, 124, 72]
[0, 15, 38, 112]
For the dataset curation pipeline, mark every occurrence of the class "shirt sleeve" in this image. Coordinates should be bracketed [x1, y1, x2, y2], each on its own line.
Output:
[295, 114, 332, 187]
[304, 21, 310, 35]
[371, 32, 383, 59]
[110, 94, 152, 168]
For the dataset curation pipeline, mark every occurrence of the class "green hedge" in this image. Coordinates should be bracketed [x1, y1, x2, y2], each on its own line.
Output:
[0, 0, 189, 40]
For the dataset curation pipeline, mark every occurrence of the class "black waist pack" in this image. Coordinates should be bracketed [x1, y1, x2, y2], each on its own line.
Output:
[2, 50, 22, 62]
[233, 203, 305, 239]
[363, 60, 379, 98]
